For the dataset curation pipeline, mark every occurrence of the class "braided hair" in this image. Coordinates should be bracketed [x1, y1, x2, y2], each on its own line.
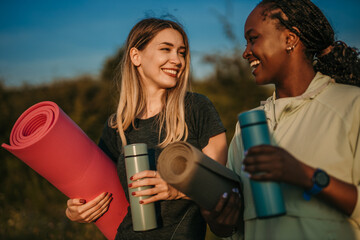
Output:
[258, 0, 360, 86]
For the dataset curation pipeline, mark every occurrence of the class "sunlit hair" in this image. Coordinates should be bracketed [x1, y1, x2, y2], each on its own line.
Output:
[110, 18, 190, 148]
[258, 0, 360, 86]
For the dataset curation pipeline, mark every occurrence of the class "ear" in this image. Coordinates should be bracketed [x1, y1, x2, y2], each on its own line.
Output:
[130, 47, 141, 67]
[286, 27, 300, 49]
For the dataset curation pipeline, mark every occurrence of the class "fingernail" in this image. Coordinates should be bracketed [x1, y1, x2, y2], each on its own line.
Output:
[222, 192, 228, 198]
[139, 200, 144, 204]
[130, 176, 134, 180]
[128, 183, 132, 187]
[241, 165, 245, 171]
[232, 188, 239, 193]
[80, 199, 86, 204]
[131, 192, 136, 196]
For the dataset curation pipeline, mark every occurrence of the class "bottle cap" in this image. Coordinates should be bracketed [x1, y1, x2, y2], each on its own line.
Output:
[238, 110, 267, 129]
[123, 143, 148, 157]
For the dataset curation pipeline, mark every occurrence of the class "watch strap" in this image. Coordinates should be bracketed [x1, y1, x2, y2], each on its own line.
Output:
[303, 183, 322, 201]
[303, 168, 329, 201]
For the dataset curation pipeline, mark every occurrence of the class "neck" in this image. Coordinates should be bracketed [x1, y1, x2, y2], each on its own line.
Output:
[275, 64, 316, 99]
[138, 88, 165, 119]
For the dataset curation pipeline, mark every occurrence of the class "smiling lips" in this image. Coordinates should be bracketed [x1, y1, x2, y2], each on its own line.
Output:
[250, 60, 260, 74]
[162, 68, 179, 78]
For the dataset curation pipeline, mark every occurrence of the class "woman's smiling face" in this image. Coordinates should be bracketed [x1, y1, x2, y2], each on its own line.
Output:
[242, 5, 290, 86]
[134, 28, 186, 93]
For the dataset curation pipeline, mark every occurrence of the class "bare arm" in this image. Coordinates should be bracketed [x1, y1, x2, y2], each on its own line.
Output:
[202, 132, 228, 165]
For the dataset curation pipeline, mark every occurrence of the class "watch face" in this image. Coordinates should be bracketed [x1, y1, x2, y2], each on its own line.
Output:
[314, 171, 330, 187]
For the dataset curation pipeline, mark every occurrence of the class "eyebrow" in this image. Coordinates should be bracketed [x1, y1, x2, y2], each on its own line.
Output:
[245, 29, 254, 38]
[159, 42, 186, 49]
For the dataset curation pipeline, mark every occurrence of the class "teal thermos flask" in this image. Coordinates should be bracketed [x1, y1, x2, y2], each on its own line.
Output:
[124, 143, 158, 231]
[238, 110, 286, 218]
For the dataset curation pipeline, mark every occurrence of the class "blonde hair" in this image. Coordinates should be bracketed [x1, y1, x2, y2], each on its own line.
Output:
[111, 18, 190, 148]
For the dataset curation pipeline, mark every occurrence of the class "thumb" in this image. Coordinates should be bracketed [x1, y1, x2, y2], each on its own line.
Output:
[67, 198, 86, 207]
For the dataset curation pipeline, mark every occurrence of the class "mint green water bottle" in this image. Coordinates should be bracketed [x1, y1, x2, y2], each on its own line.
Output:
[124, 143, 157, 231]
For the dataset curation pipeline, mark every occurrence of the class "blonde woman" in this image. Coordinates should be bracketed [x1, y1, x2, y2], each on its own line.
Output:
[65, 18, 228, 239]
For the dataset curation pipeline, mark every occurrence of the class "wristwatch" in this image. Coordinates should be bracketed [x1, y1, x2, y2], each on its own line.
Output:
[303, 168, 330, 201]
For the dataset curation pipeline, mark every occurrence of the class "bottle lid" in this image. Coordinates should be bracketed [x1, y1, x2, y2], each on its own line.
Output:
[123, 143, 148, 157]
[238, 110, 267, 129]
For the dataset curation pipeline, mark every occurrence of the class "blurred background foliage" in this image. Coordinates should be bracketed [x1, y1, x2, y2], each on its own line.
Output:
[0, 15, 272, 240]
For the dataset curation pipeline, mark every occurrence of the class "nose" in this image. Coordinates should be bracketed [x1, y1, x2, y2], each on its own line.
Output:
[170, 51, 182, 67]
[242, 45, 252, 60]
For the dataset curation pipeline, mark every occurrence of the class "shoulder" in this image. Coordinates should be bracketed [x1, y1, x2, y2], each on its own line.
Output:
[314, 82, 360, 128]
[99, 114, 119, 145]
[317, 82, 360, 111]
[184, 91, 225, 128]
[184, 91, 222, 120]
[333, 82, 360, 97]
[185, 91, 215, 109]
[98, 114, 121, 162]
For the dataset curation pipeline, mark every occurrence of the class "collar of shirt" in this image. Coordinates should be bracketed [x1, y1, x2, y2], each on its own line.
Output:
[260, 72, 335, 131]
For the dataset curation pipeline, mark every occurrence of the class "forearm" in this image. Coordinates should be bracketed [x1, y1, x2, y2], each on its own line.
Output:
[298, 164, 357, 216]
[202, 132, 228, 166]
[323, 178, 357, 215]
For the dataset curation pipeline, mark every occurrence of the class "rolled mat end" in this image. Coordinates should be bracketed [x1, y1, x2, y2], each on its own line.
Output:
[3, 101, 128, 240]
[158, 141, 241, 210]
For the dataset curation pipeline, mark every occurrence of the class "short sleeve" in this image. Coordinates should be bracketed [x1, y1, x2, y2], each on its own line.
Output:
[185, 92, 226, 149]
[98, 117, 121, 164]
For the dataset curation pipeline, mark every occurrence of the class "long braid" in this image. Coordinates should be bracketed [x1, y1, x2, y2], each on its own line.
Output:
[259, 0, 360, 86]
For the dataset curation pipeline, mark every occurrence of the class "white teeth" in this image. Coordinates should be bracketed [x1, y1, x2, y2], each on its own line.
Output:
[163, 69, 177, 75]
[250, 60, 260, 74]
[250, 60, 260, 67]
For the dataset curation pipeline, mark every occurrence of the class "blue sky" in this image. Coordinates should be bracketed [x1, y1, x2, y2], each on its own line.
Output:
[1, 0, 359, 86]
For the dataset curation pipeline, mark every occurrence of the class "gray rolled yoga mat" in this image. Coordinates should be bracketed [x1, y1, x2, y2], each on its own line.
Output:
[157, 141, 241, 210]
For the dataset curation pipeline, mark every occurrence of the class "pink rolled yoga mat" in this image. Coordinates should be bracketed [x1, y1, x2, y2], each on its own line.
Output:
[2, 101, 129, 240]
